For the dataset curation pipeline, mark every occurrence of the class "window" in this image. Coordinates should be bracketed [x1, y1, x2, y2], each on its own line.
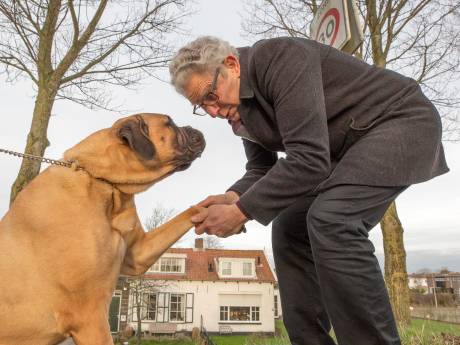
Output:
[220, 306, 229, 321]
[150, 257, 185, 273]
[143, 293, 157, 321]
[219, 306, 261, 322]
[274, 295, 278, 317]
[230, 306, 250, 321]
[251, 306, 260, 321]
[222, 262, 232, 275]
[170, 294, 185, 321]
[243, 262, 252, 276]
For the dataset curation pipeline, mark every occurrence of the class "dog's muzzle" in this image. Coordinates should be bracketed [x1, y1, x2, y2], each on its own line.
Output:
[174, 126, 206, 171]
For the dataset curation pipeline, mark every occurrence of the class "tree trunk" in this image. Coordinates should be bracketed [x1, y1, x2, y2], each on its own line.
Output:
[9, 85, 56, 204]
[380, 201, 411, 326]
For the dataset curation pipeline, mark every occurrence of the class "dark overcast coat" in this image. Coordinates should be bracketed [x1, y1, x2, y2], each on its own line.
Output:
[228, 37, 449, 225]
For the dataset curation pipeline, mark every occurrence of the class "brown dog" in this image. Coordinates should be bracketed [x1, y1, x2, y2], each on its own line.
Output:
[0, 114, 205, 345]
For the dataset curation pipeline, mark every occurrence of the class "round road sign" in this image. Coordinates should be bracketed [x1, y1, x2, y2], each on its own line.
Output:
[314, 8, 340, 47]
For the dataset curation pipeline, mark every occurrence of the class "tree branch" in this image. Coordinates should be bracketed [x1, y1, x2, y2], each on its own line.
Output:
[60, 1, 178, 85]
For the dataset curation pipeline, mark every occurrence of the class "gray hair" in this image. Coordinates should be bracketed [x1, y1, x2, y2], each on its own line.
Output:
[169, 36, 239, 96]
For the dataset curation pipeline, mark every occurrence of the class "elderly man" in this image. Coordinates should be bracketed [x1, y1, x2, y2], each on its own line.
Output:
[169, 36, 448, 345]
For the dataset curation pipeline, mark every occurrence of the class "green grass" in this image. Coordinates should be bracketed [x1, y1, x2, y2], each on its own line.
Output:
[119, 319, 459, 345]
[120, 338, 195, 345]
[210, 319, 460, 345]
[399, 318, 460, 344]
[210, 335, 249, 345]
[403, 318, 460, 336]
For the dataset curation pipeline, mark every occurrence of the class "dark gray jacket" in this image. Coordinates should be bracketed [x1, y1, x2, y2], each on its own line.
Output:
[228, 37, 448, 225]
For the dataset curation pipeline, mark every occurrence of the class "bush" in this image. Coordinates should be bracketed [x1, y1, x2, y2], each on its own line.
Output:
[410, 292, 456, 307]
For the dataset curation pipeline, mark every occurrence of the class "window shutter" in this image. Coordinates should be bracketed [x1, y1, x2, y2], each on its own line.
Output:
[157, 292, 166, 322]
[132, 306, 138, 322]
[164, 292, 170, 322]
[140, 294, 147, 320]
[130, 292, 137, 322]
[186, 293, 194, 323]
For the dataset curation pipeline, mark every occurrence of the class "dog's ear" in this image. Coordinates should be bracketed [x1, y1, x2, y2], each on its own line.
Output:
[118, 117, 156, 160]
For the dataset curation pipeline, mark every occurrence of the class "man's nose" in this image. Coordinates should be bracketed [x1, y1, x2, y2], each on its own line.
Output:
[216, 106, 229, 119]
[206, 104, 220, 118]
[207, 104, 228, 119]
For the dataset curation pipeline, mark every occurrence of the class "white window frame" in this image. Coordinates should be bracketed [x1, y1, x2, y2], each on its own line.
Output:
[219, 305, 261, 323]
[221, 261, 232, 276]
[169, 293, 186, 322]
[144, 293, 157, 321]
[243, 262, 253, 276]
[149, 257, 185, 274]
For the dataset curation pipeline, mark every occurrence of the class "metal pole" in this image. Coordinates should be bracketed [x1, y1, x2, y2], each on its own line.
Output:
[432, 273, 438, 308]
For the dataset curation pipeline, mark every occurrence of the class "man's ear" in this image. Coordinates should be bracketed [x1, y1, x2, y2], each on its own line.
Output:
[118, 116, 156, 160]
[223, 55, 240, 76]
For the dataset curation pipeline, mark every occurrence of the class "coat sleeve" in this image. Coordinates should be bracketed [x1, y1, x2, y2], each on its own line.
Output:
[227, 138, 278, 196]
[238, 38, 331, 225]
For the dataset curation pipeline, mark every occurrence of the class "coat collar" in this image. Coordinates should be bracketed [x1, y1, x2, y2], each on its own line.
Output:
[237, 47, 254, 100]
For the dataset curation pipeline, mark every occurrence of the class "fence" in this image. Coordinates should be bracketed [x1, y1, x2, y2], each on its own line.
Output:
[411, 307, 460, 324]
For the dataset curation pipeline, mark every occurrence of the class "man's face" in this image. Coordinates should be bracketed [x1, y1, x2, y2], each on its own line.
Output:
[184, 55, 241, 124]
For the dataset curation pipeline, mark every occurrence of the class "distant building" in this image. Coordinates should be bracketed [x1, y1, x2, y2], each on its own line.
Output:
[110, 238, 278, 336]
[408, 274, 429, 291]
[408, 272, 460, 297]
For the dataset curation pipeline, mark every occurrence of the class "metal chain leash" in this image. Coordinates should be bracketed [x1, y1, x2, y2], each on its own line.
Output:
[0, 148, 73, 168]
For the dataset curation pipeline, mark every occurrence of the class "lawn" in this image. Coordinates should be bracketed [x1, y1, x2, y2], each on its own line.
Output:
[210, 319, 460, 345]
[120, 319, 460, 345]
[399, 318, 460, 344]
[121, 338, 195, 345]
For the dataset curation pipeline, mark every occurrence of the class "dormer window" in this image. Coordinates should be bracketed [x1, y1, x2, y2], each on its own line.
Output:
[218, 258, 256, 279]
[222, 262, 232, 275]
[243, 262, 252, 276]
[149, 257, 185, 274]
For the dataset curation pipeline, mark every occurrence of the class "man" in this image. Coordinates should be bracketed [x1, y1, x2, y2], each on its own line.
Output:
[168, 36, 448, 345]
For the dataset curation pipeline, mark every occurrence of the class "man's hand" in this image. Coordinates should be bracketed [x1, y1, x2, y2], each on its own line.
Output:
[191, 204, 247, 238]
[197, 191, 239, 207]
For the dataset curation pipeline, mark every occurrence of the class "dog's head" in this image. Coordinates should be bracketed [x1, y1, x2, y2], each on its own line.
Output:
[64, 113, 205, 194]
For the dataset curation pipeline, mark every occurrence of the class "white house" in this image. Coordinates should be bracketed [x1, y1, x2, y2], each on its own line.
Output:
[408, 274, 429, 291]
[110, 238, 277, 335]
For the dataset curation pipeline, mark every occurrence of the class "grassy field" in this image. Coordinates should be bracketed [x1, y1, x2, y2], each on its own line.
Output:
[210, 319, 460, 345]
[399, 318, 460, 344]
[119, 319, 460, 345]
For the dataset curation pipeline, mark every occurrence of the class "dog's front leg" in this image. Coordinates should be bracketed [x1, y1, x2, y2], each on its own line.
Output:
[120, 206, 200, 276]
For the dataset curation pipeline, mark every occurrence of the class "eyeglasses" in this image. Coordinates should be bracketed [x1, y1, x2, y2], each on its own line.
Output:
[192, 67, 221, 116]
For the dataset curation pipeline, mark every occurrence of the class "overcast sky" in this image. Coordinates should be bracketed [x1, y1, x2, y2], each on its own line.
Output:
[1, 0, 459, 273]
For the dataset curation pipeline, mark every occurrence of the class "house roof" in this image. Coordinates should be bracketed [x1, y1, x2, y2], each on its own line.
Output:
[409, 272, 460, 278]
[143, 248, 276, 283]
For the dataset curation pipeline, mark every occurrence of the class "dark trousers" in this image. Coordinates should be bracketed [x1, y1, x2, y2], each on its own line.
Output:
[272, 184, 407, 345]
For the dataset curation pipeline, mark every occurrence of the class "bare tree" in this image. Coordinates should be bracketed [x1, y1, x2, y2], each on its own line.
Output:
[122, 204, 176, 344]
[203, 235, 224, 249]
[191, 235, 224, 249]
[126, 277, 171, 345]
[144, 204, 175, 230]
[241, 0, 459, 325]
[144, 204, 198, 248]
[0, 0, 191, 203]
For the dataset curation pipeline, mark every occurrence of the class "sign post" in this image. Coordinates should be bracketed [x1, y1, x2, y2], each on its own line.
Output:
[310, 0, 363, 54]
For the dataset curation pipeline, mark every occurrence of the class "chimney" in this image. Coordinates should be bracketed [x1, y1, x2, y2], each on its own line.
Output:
[195, 238, 204, 250]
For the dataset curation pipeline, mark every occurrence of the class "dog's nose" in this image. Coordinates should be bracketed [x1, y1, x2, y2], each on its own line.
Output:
[182, 126, 206, 154]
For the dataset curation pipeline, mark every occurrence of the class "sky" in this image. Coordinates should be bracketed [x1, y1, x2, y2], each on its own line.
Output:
[0, 0, 459, 273]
